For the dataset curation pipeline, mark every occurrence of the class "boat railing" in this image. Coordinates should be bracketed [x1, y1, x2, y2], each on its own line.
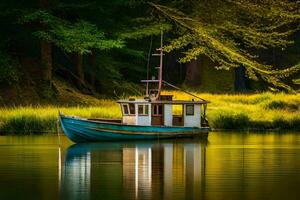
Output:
[87, 118, 122, 124]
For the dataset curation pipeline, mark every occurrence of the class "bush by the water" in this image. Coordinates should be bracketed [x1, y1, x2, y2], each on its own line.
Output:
[0, 115, 57, 134]
[0, 92, 299, 134]
[212, 113, 250, 130]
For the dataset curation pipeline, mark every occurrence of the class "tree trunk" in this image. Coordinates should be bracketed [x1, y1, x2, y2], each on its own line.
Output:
[184, 59, 201, 87]
[40, 0, 49, 8]
[88, 53, 96, 88]
[41, 40, 52, 82]
[76, 53, 84, 85]
[40, 0, 52, 83]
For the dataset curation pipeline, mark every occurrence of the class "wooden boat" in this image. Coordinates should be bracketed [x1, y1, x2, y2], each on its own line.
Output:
[59, 30, 210, 143]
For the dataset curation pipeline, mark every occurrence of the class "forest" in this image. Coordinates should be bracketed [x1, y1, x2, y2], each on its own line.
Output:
[0, 0, 300, 103]
[0, 0, 300, 132]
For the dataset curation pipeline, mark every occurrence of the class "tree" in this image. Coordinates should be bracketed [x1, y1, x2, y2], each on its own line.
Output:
[48, 20, 123, 85]
[22, 11, 123, 87]
[150, 0, 300, 91]
[39, 0, 53, 85]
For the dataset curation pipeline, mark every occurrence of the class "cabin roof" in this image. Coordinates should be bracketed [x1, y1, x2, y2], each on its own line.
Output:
[117, 99, 209, 104]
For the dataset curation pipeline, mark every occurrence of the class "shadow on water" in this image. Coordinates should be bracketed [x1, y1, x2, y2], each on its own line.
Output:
[60, 139, 208, 200]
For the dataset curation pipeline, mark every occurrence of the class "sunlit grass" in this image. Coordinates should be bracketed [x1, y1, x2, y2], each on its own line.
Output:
[163, 91, 300, 130]
[0, 91, 299, 134]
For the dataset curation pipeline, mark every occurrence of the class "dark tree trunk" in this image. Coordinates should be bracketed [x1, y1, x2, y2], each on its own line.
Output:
[41, 40, 52, 82]
[165, 52, 184, 84]
[76, 53, 84, 85]
[88, 52, 96, 88]
[184, 59, 201, 87]
[40, 0, 49, 8]
[40, 0, 52, 84]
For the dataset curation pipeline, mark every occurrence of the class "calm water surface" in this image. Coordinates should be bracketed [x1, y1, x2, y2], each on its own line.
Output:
[0, 132, 300, 200]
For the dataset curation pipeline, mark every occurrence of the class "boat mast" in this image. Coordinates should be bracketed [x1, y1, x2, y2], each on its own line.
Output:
[141, 30, 208, 103]
[141, 28, 164, 100]
[156, 28, 163, 100]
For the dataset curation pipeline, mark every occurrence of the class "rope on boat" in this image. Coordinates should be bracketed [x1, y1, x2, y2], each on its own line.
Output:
[162, 80, 209, 102]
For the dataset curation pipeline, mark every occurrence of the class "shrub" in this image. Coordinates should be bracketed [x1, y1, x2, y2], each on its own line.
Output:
[272, 116, 300, 130]
[212, 113, 250, 130]
[290, 117, 300, 130]
[266, 100, 298, 111]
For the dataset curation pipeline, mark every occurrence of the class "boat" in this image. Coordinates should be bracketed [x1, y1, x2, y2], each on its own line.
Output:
[59, 30, 210, 143]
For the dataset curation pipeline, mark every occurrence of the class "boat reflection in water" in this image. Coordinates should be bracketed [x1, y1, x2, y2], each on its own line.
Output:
[60, 139, 207, 200]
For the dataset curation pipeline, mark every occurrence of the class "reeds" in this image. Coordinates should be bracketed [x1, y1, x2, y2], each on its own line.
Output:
[0, 92, 299, 134]
[0, 104, 121, 134]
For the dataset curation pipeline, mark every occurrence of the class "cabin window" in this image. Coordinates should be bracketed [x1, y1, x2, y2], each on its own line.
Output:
[158, 105, 163, 115]
[138, 105, 143, 115]
[129, 103, 135, 115]
[138, 105, 149, 116]
[186, 104, 194, 115]
[122, 104, 129, 115]
[153, 104, 163, 116]
[173, 104, 183, 116]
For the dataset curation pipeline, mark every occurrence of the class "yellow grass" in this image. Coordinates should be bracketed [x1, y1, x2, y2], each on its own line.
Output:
[0, 91, 299, 134]
[163, 91, 300, 120]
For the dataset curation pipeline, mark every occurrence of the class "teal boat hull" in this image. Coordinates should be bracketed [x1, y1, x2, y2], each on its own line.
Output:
[59, 115, 209, 143]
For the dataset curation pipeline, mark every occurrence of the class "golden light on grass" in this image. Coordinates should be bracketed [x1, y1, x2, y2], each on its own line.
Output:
[0, 91, 299, 133]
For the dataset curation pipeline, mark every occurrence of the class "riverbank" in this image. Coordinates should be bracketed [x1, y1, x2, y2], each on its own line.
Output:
[0, 91, 299, 134]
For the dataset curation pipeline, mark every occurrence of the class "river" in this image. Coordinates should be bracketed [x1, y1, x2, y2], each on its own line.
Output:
[0, 132, 300, 200]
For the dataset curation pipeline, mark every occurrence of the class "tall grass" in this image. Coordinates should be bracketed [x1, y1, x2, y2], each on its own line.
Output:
[163, 91, 300, 131]
[0, 101, 121, 134]
[0, 92, 299, 134]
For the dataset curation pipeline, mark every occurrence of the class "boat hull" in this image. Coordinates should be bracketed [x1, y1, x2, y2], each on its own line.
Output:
[59, 115, 209, 143]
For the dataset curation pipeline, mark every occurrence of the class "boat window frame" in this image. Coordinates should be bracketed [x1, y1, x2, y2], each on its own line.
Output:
[152, 104, 163, 116]
[121, 104, 129, 115]
[186, 104, 194, 116]
[121, 103, 136, 116]
[138, 104, 149, 116]
[128, 103, 136, 115]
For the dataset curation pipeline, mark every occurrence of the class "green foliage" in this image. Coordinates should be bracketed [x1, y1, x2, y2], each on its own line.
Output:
[22, 11, 124, 54]
[49, 20, 124, 54]
[1, 0, 300, 95]
[293, 78, 300, 84]
[119, 19, 172, 39]
[0, 52, 21, 85]
[21, 10, 57, 26]
[150, 1, 300, 91]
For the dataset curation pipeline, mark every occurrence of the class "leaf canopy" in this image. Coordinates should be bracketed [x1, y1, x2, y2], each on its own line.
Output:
[22, 10, 124, 54]
[150, 0, 300, 91]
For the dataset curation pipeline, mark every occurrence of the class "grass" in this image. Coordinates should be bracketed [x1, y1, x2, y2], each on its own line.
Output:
[161, 91, 300, 131]
[0, 91, 299, 134]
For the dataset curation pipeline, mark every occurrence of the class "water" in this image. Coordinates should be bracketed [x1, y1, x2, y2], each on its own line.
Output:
[0, 132, 300, 200]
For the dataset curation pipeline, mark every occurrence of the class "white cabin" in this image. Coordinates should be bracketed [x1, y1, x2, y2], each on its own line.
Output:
[118, 95, 208, 128]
